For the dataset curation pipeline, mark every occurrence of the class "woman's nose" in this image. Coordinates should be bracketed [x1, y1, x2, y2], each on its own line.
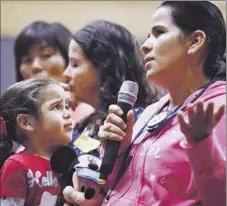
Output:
[63, 65, 72, 82]
[31, 58, 44, 74]
[141, 38, 153, 55]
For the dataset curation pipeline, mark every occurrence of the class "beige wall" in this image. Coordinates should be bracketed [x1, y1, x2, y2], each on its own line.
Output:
[1, 1, 226, 40]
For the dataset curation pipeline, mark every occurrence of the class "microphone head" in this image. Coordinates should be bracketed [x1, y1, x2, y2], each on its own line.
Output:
[50, 146, 78, 175]
[118, 80, 139, 106]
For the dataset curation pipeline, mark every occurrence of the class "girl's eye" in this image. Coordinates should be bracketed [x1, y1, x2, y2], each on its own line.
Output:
[65, 104, 70, 110]
[54, 104, 62, 111]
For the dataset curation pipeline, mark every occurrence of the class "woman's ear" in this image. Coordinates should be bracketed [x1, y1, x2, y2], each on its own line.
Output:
[16, 114, 35, 132]
[187, 30, 206, 55]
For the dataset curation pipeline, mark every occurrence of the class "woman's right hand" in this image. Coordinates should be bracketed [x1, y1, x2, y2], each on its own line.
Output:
[98, 105, 134, 154]
[59, 82, 77, 111]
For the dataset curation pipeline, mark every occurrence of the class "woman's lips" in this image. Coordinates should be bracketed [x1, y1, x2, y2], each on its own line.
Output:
[144, 56, 155, 70]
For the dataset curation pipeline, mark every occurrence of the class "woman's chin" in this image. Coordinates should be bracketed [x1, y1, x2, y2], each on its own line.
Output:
[146, 68, 158, 80]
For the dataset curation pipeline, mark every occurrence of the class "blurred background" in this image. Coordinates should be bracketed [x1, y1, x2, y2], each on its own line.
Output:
[1, 1, 226, 94]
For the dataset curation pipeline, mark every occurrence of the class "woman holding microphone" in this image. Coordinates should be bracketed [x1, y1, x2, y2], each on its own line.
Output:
[64, 1, 226, 206]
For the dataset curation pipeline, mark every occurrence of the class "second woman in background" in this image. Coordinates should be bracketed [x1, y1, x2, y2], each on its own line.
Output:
[64, 20, 160, 157]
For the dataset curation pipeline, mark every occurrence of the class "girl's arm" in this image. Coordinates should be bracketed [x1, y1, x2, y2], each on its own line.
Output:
[0, 197, 25, 206]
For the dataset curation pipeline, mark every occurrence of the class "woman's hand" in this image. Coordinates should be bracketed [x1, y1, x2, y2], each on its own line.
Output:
[178, 101, 225, 145]
[60, 82, 77, 111]
[98, 105, 134, 154]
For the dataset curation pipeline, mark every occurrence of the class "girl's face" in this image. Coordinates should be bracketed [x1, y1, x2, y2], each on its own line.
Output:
[35, 84, 73, 146]
[64, 39, 100, 105]
[19, 42, 67, 83]
[141, 6, 190, 88]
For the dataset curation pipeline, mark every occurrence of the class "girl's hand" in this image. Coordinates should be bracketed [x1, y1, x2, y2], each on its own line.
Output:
[178, 101, 225, 145]
[63, 173, 104, 206]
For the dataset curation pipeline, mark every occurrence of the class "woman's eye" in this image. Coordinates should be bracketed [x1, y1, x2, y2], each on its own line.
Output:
[42, 53, 52, 59]
[21, 56, 32, 64]
[155, 29, 165, 37]
[71, 62, 78, 68]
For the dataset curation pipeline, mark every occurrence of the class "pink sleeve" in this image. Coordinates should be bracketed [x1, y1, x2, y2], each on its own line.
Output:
[182, 114, 226, 206]
[0, 159, 27, 199]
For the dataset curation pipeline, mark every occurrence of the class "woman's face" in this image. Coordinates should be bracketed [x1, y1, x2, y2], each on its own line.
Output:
[141, 6, 189, 88]
[19, 42, 66, 82]
[64, 39, 100, 105]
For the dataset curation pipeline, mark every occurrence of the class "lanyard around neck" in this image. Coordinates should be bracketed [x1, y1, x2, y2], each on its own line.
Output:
[105, 78, 215, 201]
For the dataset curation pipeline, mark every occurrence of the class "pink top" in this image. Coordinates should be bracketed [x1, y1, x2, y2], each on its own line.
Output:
[102, 81, 226, 206]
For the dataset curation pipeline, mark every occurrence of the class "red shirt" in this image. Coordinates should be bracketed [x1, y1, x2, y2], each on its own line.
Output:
[0, 152, 61, 206]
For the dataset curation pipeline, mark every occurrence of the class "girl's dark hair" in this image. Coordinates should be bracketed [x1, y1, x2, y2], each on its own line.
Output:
[73, 20, 159, 111]
[14, 21, 72, 81]
[161, 1, 226, 81]
[0, 77, 59, 169]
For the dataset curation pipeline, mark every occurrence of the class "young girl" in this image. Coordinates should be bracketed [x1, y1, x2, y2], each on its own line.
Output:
[0, 78, 73, 206]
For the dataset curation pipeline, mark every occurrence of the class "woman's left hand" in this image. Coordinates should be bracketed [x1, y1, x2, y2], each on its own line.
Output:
[178, 101, 225, 145]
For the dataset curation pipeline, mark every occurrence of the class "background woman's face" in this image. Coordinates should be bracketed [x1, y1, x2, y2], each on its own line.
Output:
[19, 41, 66, 82]
[64, 39, 100, 105]
[141, 6, 189, 88]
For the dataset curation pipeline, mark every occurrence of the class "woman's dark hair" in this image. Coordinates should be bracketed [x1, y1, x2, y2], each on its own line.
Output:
[161, 1, 226, 81]
[73, 20, 159, 111]
[14, 21, 72, 81]
[0, 77, 59, 169]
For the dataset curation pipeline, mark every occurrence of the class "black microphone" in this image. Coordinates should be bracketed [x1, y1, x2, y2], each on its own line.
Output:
[50, 146, 79, 187]
[99, 81, 139, 181]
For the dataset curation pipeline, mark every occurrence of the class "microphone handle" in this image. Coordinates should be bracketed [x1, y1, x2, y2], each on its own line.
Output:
[99, 102, 132, 180]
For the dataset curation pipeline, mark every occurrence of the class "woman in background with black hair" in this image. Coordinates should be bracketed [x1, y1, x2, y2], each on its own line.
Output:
[53, 20, 160, 206]
[64, 20, 160, 157]
[14, 20, 71, 82]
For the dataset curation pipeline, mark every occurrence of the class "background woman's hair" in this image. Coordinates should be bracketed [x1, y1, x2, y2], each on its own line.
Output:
[73, 20, 159, 112]
[161, 1, 226, 81]
[0, 77, 58, 169]
[14, 21, 72, 82]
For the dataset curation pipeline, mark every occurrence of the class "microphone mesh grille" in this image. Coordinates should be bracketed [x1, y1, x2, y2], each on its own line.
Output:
[118, 81, 139, 106]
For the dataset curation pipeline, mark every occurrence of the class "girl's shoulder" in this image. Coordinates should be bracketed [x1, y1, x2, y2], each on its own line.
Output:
[1, 154, 27, 173]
